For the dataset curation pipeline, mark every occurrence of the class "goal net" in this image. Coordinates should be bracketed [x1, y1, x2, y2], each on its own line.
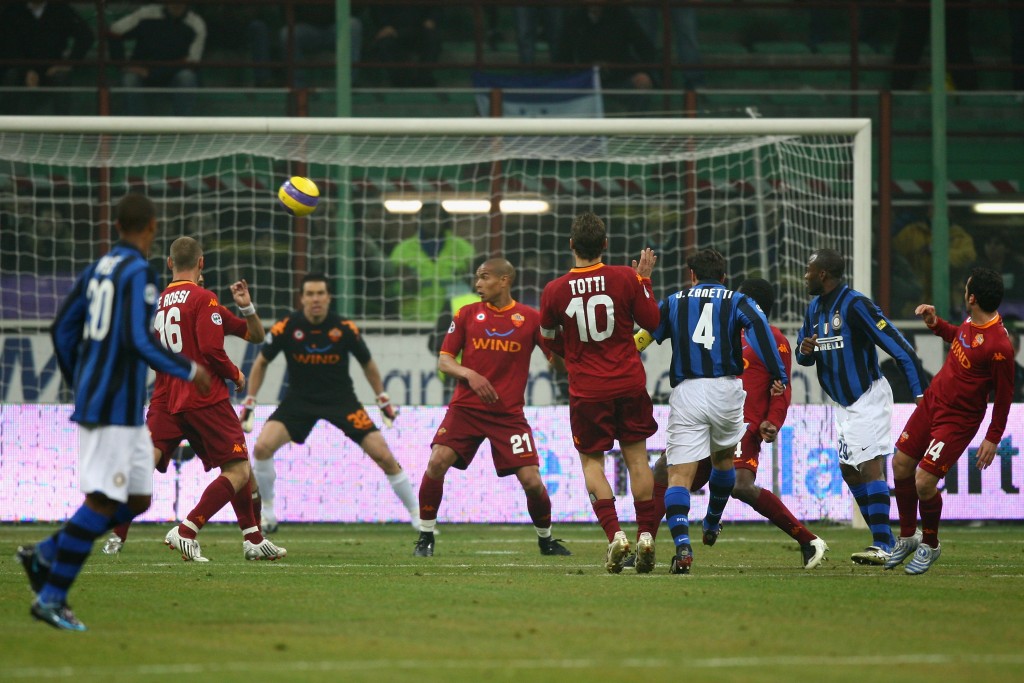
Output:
[0, 116, 871, 407]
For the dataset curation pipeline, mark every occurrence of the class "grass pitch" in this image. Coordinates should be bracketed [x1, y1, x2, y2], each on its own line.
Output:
[2, 522, 1023, 683]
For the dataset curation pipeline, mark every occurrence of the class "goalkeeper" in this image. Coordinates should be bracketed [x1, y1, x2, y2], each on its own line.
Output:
[240, 273, 420, 534]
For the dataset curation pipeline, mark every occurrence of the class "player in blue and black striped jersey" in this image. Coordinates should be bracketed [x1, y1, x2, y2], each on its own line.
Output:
[17, 194, 210, 631]
[796, 247, 924, 566]
[646, 249, 787, 574]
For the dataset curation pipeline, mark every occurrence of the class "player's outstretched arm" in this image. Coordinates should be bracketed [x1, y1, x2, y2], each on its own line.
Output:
[240, 353, 270, 432]
[632, 247, 657, 279]
[230, 279, 265, 343]
[362, 358, 399, 427]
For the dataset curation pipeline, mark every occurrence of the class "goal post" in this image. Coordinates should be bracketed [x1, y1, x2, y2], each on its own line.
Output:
[0, 115, 872, 406]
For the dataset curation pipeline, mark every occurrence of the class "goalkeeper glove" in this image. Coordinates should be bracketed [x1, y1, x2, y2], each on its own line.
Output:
[634, 329, 654, 352]
[376, 392, 399, 428]
[239, 396, 257, 433]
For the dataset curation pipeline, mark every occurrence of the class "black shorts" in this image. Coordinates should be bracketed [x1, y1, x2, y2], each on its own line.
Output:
[268, 397, 379, 445]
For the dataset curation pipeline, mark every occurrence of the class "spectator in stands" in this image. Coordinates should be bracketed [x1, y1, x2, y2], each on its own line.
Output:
[271, 5, 362, 88]
[893, 207, 977, 314]
[0, 1, 93, 115]
[890, 2, 977, 91]
[10, 207, 75, 275]
[633, 2, 703, 89]
[198, 4, 278, 88]
[109, 3, 207, 116]
[975, 230, 1024, 319]
[515, 7, 563, 65]
[556, 3, 657, 96]
[389, 203, 475, 322]
[368, 6, 441, 87]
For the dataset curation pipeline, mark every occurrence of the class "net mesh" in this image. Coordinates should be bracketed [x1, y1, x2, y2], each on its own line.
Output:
[0, 128, 857, 402]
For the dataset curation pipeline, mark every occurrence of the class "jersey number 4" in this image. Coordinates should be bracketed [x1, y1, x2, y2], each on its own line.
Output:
[154, 307, 184, 353]
[692, 303, 717, 350]
[565, 295, 614, 342]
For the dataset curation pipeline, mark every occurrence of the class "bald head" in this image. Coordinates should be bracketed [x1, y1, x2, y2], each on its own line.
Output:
[482, 258, 516, 284]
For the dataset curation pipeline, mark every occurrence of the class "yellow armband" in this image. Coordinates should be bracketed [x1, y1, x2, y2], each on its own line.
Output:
[635, 330, 654, 352]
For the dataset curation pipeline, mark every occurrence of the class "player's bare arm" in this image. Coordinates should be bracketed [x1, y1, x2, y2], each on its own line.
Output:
[230, 279, 265, 343]
[799, 334, 818, 355]
[234, 368, 246, 393]
[976, 439, 998, 469]
[759, 420, 779, 443]
[915, 304, 937, 327]
[439, 353, 498, 403]
[632, 247, 657, 279]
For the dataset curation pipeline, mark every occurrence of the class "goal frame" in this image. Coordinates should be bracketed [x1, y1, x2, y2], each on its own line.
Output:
[0, 115, 873, 299]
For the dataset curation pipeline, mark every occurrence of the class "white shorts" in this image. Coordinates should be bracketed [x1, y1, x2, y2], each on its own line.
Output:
[665, 377, 746, 466]
[79, 424, 155, 503]
[834, 377, 894, 468]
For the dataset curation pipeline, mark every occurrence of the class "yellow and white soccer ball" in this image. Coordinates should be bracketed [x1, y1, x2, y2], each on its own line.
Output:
[277, 176, 320, 217]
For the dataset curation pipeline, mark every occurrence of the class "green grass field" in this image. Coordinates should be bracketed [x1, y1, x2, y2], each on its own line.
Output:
[3, 522, 1023, 683]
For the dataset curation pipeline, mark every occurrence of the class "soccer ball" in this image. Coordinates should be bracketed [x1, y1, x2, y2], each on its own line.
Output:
[277, 176, 319, 217]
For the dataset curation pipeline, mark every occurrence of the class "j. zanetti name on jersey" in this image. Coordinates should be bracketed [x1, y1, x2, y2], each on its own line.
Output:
[685, 287, 734, 299]
[815, 335, 844, 351]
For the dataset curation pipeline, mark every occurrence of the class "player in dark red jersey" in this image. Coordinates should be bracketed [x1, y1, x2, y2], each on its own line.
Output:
[156, 237, 285, 562]
[886, 267, 1015, 575]
[539, 211, 661, 574]
[101, 271, 267, 556]
[638, 278, 828, 569]
[413, 258, 571, 558]
[243, 273, 420, 534]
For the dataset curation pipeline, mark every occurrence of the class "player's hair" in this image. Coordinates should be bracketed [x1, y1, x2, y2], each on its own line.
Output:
[809, 248, 845, 280]
[570, 212, 607, 260]
[301, 272, 331, 295]
[967, 266, 1004, 312]
[482, 258, 516, 284]
[169, 236, 202, 271]
[687, 249, 726, 282]
[738, 277, 776, 317]
[116, 193, 155, 233]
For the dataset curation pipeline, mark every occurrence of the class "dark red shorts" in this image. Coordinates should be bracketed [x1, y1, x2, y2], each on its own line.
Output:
[733, 426, 764, 474]
[432, 405, 539, 476]
[569, 389, 657, 454]
[175, 400, 249, 471]
[147, 402, 186, 473]
[896, 393, 981, 478]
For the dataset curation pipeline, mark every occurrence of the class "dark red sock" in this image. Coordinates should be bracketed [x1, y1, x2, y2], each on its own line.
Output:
[182, 476, 235, 539]
[591, 498, 621, 541]
[651, 481, 668, 540]
[634, 498, 657, 537]
[919, 491, 943, 548]
[751, 489, 815, 545]
[419, 473, 444, 521]
[230, 478, 263, 544]
[893, 476, 920, 538]
[525, 487, 552, 529]
[251, 488, 262, 524]
[113, 522, 131, 542]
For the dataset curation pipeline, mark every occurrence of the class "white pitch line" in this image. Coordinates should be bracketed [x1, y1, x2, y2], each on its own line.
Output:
[4, 653, 1024, 679]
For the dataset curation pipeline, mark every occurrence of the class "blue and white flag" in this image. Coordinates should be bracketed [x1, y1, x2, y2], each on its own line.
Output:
[472, 67, 603, 118]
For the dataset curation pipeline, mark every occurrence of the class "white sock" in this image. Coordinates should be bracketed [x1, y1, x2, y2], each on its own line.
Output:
[535, 526, 552, 539]
[253, 458, 277, 514]
[386, 469, 418, 517]
[420, 518, 437, 533]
